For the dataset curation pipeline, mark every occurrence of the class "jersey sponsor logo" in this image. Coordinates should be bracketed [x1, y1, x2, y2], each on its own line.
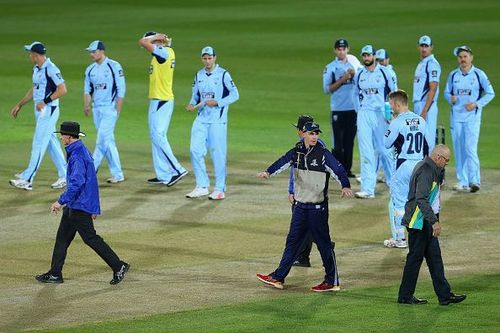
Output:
[362, 88, 379, 95]
[457, 89, 472, 96]
[431, 70, 438, 77]
[202, 92, 215, 99]
[95, 83, 107, 90]
[405, 118, 421, 126]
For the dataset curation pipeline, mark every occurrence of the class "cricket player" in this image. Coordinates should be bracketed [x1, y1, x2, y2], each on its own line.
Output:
[353, 45, 396, 199]
[413, 35, 441, 151]
[84, 40, 125, 183]
[255, 122, 352, 292]
[185, 46, 239, 200]
[9, 41, 67, 191]
[444, 45, 495, 193]
[323, 38, 358, 178]
[384, 90, 430, 248]
[139, 32, 188, 187]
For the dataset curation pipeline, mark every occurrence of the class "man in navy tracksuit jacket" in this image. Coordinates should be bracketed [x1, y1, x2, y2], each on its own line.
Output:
[35, 121, 129, 285]
[256, 122, 353, 292]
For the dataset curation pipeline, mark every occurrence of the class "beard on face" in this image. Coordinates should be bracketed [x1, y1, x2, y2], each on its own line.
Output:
[363, 58, 374, 66]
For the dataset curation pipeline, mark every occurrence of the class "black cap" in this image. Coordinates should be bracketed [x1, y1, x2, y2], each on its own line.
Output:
[55, 121, 86, 137]
[143, 31, 157, 38]
[303, 122, 322, 133]
[334, 39, 349, 49]
[24, 42, 46, 55]
[292, 115, 314, 130]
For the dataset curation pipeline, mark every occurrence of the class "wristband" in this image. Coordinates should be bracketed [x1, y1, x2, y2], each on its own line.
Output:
[43, 96, 53, 104]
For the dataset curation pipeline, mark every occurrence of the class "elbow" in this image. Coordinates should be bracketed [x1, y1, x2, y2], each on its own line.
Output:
[59, 84, 68, 97]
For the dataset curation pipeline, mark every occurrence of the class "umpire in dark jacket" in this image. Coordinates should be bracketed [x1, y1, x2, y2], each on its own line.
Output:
[35, 121, 129, 285]
[398, 144, 466, 305]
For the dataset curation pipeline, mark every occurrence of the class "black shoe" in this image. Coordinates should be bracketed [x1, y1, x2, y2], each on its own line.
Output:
[166, 171, 188, 187]
[397, 296, 428, 305]
[347, 172, 356, 178]
[439, 293, 467, 305]
[35, 272, 64, 284]
[147, 177, 165, 184]
[110, 262, 130, 285]
[292, 260, 311, 267]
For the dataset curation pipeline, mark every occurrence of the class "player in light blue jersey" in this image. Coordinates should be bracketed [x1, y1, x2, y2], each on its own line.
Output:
[444, 46, 495, 193]
[10, 42, 67, 191]
[413, 35, 441, 151]
[323, 39, 358, 178]
[384, 90, 430, 248]
[352, 45, 396, 199]
[84, 40, 125, 184]
[185, 46, 239, 200]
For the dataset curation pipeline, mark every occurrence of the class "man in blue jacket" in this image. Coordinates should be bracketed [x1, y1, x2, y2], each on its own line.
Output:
[35, 121, 129, 285]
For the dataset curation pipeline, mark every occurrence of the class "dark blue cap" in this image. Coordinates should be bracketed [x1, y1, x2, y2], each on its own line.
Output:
[24, 42, 46, 55]
[304, 122, 322, 133]
[85, 40, 105, 52]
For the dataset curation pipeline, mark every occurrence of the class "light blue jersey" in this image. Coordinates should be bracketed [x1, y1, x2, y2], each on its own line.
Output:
[353, 64, 395, 112]
[412, 54, 440, 103]
[84, 57, 126, 107]
[385, 64, 398, 90]
[189, 64, 239, 124]
[323, 58, 356, 111]
[384, 111, 429, 162]
[444, 65, 494, 123]
[32, 58, 64, 106]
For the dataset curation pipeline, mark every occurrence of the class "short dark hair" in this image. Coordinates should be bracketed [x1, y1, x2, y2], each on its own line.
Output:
[388, 89, 408, 106]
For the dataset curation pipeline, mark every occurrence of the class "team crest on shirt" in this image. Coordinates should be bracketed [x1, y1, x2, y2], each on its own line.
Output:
[385, 129, 391, 137]
[310, 159, 318, 167]
[431, 70, 438, 77]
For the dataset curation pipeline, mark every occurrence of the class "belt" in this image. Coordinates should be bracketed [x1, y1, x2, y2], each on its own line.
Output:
[294, 201, 327, 209]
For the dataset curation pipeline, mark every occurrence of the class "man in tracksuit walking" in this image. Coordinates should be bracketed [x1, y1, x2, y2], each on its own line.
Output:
[256, 122, 353, 292]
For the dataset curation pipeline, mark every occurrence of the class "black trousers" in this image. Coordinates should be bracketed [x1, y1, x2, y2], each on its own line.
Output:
[331, 110, 357, 174]
[50, 207, 122, 274]
[398, 220, 452, 302]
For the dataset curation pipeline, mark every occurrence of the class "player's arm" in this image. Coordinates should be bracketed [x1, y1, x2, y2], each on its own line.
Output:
[443, 72, 455, 105]
[383, 122, 400, 149]
[36, 68, 67, 111]
[115, 63, 126, 113]
[186, 74, 201, 112]
[351, 71, 361, 111]
[11, 87, 33, 118]
[420, 63, 440, 118]
[261, 148, 295, 177]
[138, 33, 167, 53]
[473, 70, 495, 110]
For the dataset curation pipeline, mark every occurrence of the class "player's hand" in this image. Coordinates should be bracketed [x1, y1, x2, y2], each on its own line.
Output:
[185, 104, 195, 112]
[256, 171, 270, 179]
[465, 102, 477, 111]
[288, 194, 295, 204]
[205, 100, 218, 107]
[451, 96, 458, 104]
[83, 106, 91, 117]
[11, 104, 21, 118]
[432, 222, 442, 237]
[91, 214, 97, 221]
[50, 201, 62, 215]
[341, 187, 353, 198]
[35, 101, 46, 112]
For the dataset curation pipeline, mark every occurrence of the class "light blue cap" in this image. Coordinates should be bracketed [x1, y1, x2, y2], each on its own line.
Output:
[201, 46, 215, 56]
[375, 49, 389, 60]
[360, 45, 375, 55]
[418, 35, 432, 46]
[85, 40, 105, 52]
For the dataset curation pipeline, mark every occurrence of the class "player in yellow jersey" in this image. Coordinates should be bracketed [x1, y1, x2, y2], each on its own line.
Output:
[139, 32, 187, 186]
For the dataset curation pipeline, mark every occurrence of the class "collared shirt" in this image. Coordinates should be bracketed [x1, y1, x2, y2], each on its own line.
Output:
[84, 57, 126, 107]
[32, 58, 64, 106]
[58, 140, 100, 215]
[323, 58, 356, 111]
[267, 142, 350, 204]
[189, 64, 239, 123]
[148, 44, 175, 100]
[444, 65, 495, 122]
[413, 54, 441, 103]
[384, 111, 429, 162]
[353, 63, 396, 112]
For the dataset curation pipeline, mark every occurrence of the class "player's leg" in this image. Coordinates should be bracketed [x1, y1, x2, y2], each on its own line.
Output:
[451, 120, 467, 187]
[97, 107, 124, 180]
[426, 103, 438, 152]
[374, 113, 394, 186]
[464, 115, 481, 187]
[190, 118, 210, 189]
[357, 111, 376, 196]
[45, 106, 67, 179]
[207, 122, 227, 193]
[344, 110, 357, 176]
[331, 111, 345, 166]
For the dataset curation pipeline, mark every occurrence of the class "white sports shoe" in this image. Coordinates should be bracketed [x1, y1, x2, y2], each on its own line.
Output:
[383, 239, 397, 248]
[355, 176, 362, 184]
[452, 183, 470, 192]
[208, 190, 225, 200]
[395, 239, 408, 248]
[185, 187, 209, 198]
[9, 179, 33, 191]
[107, 177, 125, 184]
[51, 177, 67, 189]
[354, 191, 375, 199]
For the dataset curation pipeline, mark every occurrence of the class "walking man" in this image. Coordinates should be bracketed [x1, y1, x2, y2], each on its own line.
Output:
[84, 40, 126, 183]
[139, 32, 188, 186]
[444, 45, 495, 193]
[36, 121, 129, 285]
[398, 144, 466, 305]
[10, 41, 67, 191]
[413, 35, 441, 151]
[256, 122, 352, 292]
[185, 46, 239, 200]
[322, 38, 357, 178]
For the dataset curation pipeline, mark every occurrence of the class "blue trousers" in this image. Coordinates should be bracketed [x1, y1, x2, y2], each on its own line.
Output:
[272, 203, 339, 285]
[20, 106, 66, 183]
[92, 106, 123, 179]
[398, 219, 452, 302]
[148, 99, 186, 181]
[451, 115, 481, 187]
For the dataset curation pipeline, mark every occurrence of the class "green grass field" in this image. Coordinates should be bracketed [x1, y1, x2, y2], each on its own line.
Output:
[1, 0, 499, 332]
